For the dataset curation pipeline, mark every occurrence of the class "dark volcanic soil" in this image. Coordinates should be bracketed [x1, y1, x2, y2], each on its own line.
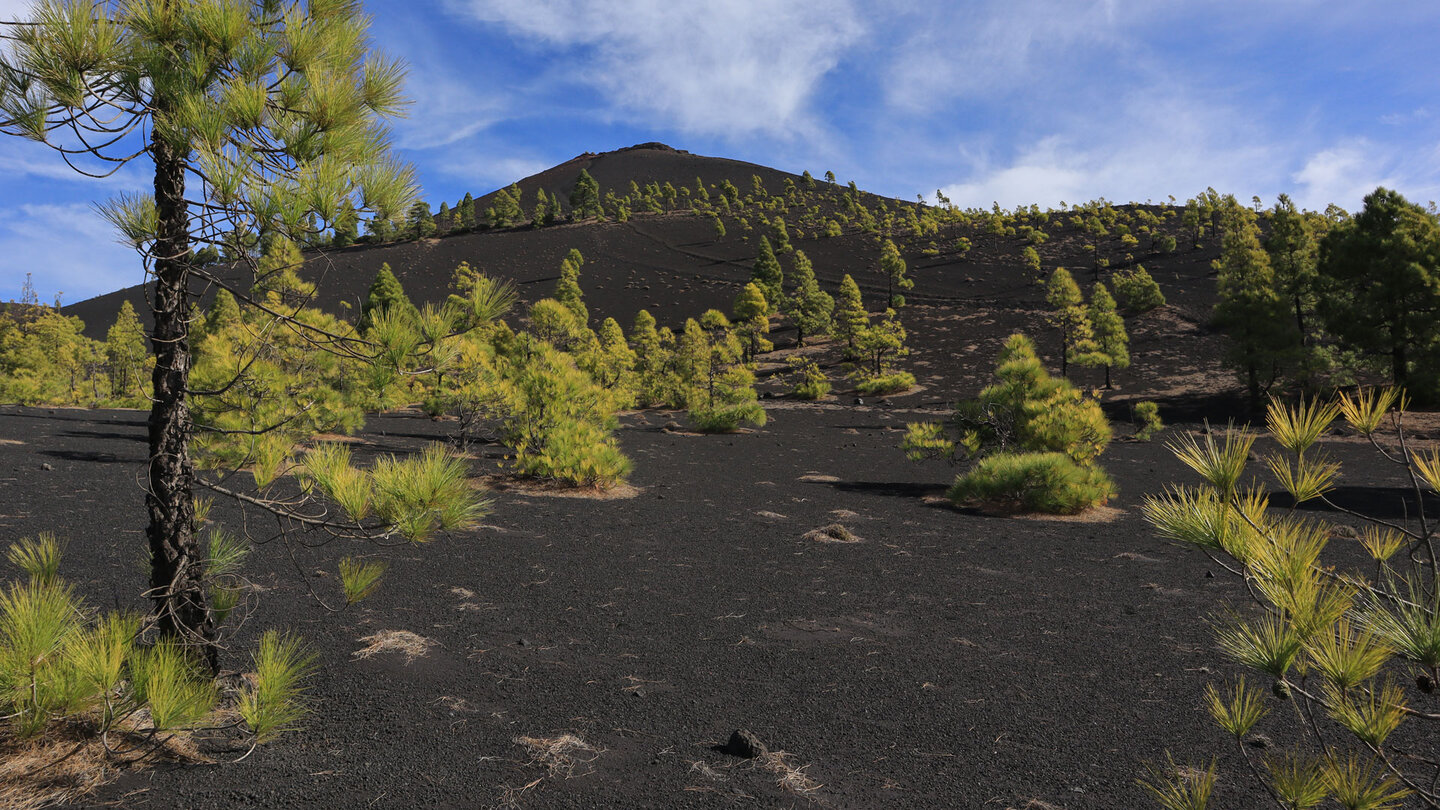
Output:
[7, 397, 1401, 809]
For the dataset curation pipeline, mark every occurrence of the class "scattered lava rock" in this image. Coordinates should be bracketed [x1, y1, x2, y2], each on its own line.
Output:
[723, 728, 768, 759]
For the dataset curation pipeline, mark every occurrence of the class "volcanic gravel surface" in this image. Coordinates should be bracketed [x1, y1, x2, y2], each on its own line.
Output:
[10, 398, 1418, 808]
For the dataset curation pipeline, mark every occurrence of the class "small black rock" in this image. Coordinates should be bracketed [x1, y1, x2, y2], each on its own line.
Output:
[853, 397, 864, 406]
[40, 462, 53, 471]
[723, 728, 767, 759]
[1245, 733, 1272, 749]
[517, 637, 532, 648]
[879, 398, 892, 407]
[1419, 674, 1435, 694]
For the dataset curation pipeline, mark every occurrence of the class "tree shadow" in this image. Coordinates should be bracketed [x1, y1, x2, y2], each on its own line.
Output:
[56, 429, 146, 443]
[825, 480, 949, 500]
[39, 449, 142, 464]
[1101, 390, 1255, 426]
[1269, 486, 1440, 523]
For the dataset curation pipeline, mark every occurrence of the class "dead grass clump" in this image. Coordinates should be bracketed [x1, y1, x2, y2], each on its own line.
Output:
[476, 475, 640, 500]
[0, 720, 205, 810]
[353, 630, 434, 663]
[803, 523, 862, 544]
[758, 751, 822, 796]
[0, 735, 116, 810]
[514, 733, 602, 777]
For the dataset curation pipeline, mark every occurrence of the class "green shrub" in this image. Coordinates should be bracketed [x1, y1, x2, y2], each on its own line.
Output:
[856, 371, 916, 396]
[690, 401, 767, 433]
[1112, 265, 1166, 313]
[949, 452, 1115, 514]
[1133, 400, 1163, 441]
[794, 379, 831, 400]
[788, 356, 830, 400]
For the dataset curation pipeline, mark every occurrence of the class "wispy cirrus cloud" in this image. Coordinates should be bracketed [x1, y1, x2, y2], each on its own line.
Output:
[442, 0, 865, 139]
[0, 204, 143, 304]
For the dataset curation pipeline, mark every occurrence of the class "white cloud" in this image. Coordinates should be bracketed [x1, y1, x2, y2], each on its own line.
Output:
[429, 152, 550, 193]
[446, 0, 865, 138]
[0, 140, 150, 192]
[884, 0, 1126, 111]
[937, 88, 1280, 210]
[1291, 142, 1396, 212]
[391, 64, 512, 151]
[0, 204, 143, 304]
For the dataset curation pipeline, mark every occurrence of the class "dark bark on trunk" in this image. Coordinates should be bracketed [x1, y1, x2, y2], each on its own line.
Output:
[1104, 364, 1112, 389]
[146, 134, 218, 674]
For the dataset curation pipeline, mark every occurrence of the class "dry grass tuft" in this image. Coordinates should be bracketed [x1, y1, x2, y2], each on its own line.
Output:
[0, 735, 117, 810]
[477, 475, 640, 500]
[0, 719, 206, 809]
[758, 750, 822, 796]
[353, 630, 435, 663]
[514, 733, 602, 778]
[803, 523, 862, 544]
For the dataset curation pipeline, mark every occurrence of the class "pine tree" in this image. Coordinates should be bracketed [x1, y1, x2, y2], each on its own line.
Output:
[832, 274, 868, 353]
[1111, 265, 1166, 313]
[405, 200, 436, 240]
[1318, 187, 1440, 396]
[1086, 282, 1129, 389]
[435, 201, 452, 234]
[751, 236, 785, 313]
[332, 200, 359, 248]
[590, 316, 636, 397]
[629, 309, 673, 407]
[1045, 268, 1094, 378]
[554, 249, 588, 323]
[488, 185, 523, 228]
[783, 250, 834, 347]
[459, 193, 477, 231]
[879, 238, 913, 307]
[732, 282, 773, 362]
[1265, 194, 1325, 388]
[1214, 216, 1293, 405]
[359, 264, 418, 334]
[854, 308, 909, 379]
[570, 169, 603, 220]
[204, 289, 242, 334]
[104, 300, 148, 401]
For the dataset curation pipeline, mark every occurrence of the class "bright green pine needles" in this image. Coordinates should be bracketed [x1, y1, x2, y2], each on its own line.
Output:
[1136, 755, 1216, 810]
[1142, 388, 1440, 808]
[129, 639, 218, 731]
[338, 556, 387, 605]
[237, 631, 317, 742]
[5, 533, 63, 585]
[304, 442, 490, 542]
[1, 539, 315, 742]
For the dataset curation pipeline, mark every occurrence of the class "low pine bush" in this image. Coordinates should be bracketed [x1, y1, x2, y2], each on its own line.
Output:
[691, 401, 767, 433]
[1112, 265, 1166, 313]
[949, 452, 1115, 514]
[856, 371, 915, 396]
[1133, 400, 1163, 441]
[0, 536, 314, 773]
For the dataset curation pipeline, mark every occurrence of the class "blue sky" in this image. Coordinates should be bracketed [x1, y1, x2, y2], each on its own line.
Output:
[3, 0, 1439, 304]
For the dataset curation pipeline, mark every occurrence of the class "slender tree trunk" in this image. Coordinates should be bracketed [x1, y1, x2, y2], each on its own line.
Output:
[1104, 364, 1112, 389]
[146, 135, 218, 674]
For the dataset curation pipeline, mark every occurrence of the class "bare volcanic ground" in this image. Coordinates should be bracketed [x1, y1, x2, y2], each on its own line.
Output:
[12, 397, 1420, 809]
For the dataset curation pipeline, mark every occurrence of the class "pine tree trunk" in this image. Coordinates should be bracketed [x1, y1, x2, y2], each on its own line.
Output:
[146, 134, 218, 674]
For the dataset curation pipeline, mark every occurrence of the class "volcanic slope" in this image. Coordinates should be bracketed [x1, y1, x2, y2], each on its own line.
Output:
[64, 142, 1236, 413]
